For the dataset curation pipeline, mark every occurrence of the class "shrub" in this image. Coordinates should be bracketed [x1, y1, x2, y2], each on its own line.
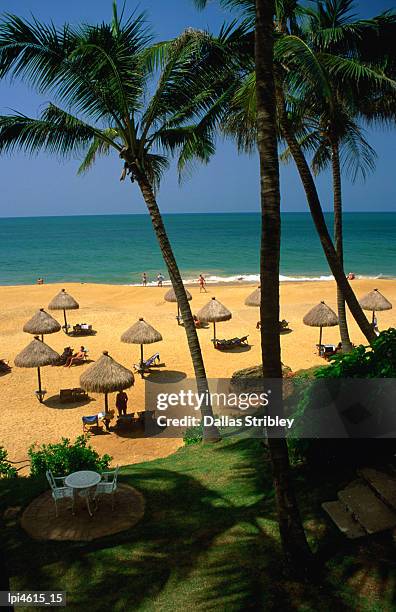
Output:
[316, 328, 396, 379]
[0, 447, 17, 478]
[183, 422, 204, 446]
[288, 329, 396, 469]
[28, 436, 112, 477]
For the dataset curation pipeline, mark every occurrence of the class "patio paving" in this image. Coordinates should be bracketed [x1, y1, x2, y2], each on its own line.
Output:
[21, 483, 145, 541]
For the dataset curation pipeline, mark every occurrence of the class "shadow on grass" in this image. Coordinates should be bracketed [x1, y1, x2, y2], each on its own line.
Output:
[1, 438, 392, 610]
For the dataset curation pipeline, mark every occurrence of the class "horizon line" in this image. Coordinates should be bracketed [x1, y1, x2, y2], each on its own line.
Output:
[1, 210, 395, 220]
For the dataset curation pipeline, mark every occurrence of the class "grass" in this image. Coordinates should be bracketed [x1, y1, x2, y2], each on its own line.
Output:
[1, 438, 396, 611]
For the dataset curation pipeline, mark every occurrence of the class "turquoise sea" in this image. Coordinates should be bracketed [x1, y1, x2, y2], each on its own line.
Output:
[0, 212, 394, 286]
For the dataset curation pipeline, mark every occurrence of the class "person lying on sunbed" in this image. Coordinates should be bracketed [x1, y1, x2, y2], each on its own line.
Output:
[64, 346, 86, 367]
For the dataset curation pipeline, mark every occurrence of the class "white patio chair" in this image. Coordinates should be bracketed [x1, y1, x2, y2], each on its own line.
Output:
[94, 466, 120, 510]
[46, 470, 74, 517]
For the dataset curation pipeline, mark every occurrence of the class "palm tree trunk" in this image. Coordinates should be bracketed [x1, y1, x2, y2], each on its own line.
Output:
[134, 170, 220, 441]
[255, 0, 313, 573]
[277, 95, 376, 344]
[331, 140, 353, 352]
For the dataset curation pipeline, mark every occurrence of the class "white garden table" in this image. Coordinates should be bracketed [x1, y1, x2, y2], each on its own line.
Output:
[65, 470, 101, 517]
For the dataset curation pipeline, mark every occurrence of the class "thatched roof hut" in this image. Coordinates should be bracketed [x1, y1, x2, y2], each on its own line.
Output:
[15, 337, 60, 368]
[303, 301, 338, 328]
[80, 351, 134, 411]
[303, 302, 338, 354]
[359, 289, 392, 313]
[164, 287, 192, 303]
[15, 337, 60, 403]
[121, 318, 162, 345]
[245, 287, 260, 307]
[23, 308, 61, 337]
[197, 297, 232, 323]
[197, 297, 232, 344]
[48, 288, 79, 333]
[48, 288, 79, 310]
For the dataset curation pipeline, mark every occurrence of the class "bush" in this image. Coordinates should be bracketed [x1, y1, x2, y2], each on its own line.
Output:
[183, 422, 204, 446]
[28, 436, 112, 477]
[0, 447, 17, 478]
[288, 329, 396, 469]
[316, 328, 396, 378]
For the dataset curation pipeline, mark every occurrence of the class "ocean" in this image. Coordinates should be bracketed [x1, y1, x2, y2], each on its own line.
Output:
[0, 212, 394, 286]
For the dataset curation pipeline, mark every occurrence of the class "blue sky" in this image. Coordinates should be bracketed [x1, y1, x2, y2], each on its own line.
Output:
[0, 0, 395, 217]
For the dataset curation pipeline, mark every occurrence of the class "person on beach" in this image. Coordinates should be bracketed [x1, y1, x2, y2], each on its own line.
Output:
[37, 277, 44, 285]
[157, 273, 164, 287]
[198, 274, 207, 293]
[64, 346, 85, 367]
[347, 272, 355, 280]
[142, 272, 147, 286]
[116, 390, 128, 416]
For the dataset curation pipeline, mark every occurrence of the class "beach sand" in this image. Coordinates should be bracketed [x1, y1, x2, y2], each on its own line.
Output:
[0, 279, 394, 470]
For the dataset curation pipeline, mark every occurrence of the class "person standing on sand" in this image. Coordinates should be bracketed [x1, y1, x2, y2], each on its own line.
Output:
[199, 274, 207, 293]
[142, 272, 147, 286]
[115, 390, 128, 416]
[157, 273, 164, 287]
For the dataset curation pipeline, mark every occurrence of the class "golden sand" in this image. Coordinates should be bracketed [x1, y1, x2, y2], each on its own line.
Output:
[0, 279, 394, 469]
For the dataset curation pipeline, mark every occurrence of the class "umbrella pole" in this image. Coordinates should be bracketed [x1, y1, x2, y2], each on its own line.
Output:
[63, 309, 68, 335]
[372, 311, 375, 325]
[140, 344, 144, 378]
[318, 327, 323, 355]
[213, 321, 216, 345]
[37, 367, 43, 403]
[104, 393, 108, 412]
[41, 334, 44, 342]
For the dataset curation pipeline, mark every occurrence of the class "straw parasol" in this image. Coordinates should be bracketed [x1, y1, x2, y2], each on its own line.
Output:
[196, 297, 232, 344]
[80, 351, 134, 413]
[245, 286, 260, 307]
[48, 288, 79, 334]
[23, 308, 61, 341]
[164, 287, 192, 322]
[358, 288, 392, 324]
[14, 336, 60, 402]
[303, 301, 338, 354]
[121, 318, 162, 376]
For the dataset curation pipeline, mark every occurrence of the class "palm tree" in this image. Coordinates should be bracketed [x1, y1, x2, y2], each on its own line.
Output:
[0, 6, 246, 438]
[194, 0, 313, 571]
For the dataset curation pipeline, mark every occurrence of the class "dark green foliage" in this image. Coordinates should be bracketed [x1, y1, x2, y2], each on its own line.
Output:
[316, 328, 396, 378]
[28, 436, 112, 477]
[0, 447, 17, 478]
[183, 422, 204, 445]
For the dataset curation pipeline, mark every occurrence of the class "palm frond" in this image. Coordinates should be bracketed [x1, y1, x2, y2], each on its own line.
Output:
[78, 128, 120, 174]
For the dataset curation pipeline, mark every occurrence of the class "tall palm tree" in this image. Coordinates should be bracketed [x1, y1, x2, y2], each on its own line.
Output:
[0, 6, 246, 438]
[194, 0, 313, 571]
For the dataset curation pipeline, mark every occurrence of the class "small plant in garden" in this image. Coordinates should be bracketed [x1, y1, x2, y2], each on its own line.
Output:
[28, 436, 112, 477]
[183, 422, 204, 446]
[0, 446, 17, 478]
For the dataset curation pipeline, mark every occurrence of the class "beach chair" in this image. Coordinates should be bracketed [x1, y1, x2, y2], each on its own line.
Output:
[46, 470, 74, 517]
[212, 336, 249, 350]
[60, 388, 74, 403]
[317, 344, 337, 359]
[82, 410, 114, 433]
[94, 466, 120, 510]
[115, 413, 138, 429]
[137, 410, 156, 426]
[133, 352, 161, 374]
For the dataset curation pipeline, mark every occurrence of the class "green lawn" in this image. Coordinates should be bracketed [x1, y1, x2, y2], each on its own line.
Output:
[1, 439, 395, 611]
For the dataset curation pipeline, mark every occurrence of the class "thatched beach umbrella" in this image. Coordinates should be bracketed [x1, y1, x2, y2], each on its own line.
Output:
[196, 297, 232, 344]
[15, 336, 60, 402]
[23, 308, 61, 341]
[48, 288, 79, 334]
[359, 288, 392, 324]
[80, 351, 134, 412]
[303, 301, 338, 354]
[121, 318, 162, 376]
[164, 287, 192, 322]
[245, 286, 260, 307]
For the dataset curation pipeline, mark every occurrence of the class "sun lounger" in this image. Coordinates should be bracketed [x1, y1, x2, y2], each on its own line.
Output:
[82, 410, 114, 433]
[71, 324, 94, 336]
[316, 344, 338, 359]
[212, 336, 249, 350]
[115, 413, 138, 429]
[134, 353, 160, 373]
[60, 388, 89, 403]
